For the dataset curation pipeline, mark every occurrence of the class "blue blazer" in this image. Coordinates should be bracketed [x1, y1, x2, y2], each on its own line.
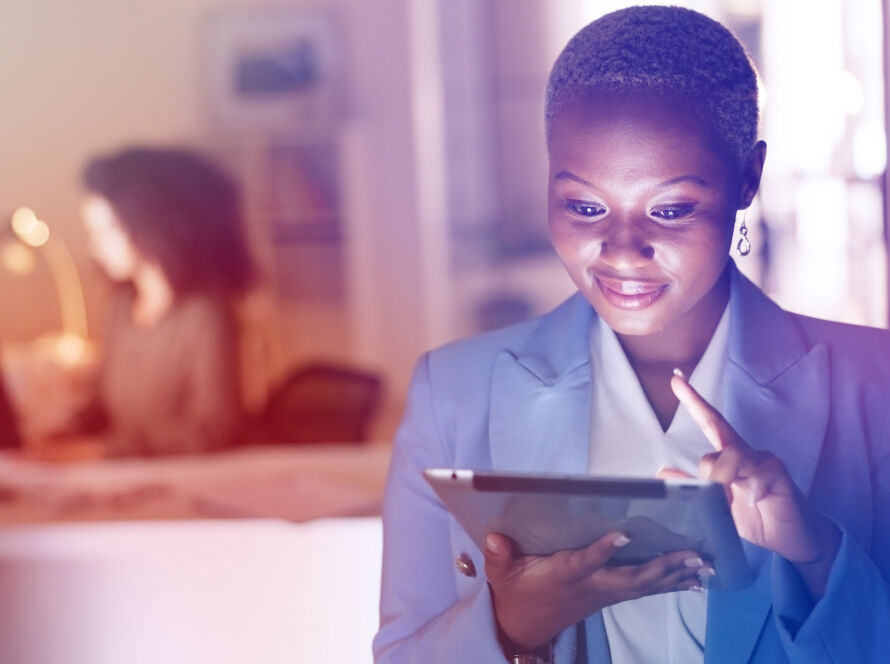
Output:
[373, 265, 890, 663]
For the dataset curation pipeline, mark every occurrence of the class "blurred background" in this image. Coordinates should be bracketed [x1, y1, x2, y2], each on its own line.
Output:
[0, 0, 887, 436]
[0, 1, 887, 661]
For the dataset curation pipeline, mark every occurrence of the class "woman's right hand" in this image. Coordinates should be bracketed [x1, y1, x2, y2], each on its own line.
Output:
[483, 531, 711, 653]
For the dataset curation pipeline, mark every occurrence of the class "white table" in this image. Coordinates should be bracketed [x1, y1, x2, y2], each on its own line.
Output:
[0, 444, 392, 664]
[0, 443, 392, 524]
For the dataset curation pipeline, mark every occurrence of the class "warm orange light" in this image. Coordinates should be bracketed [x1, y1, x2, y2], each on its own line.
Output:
[11, 207, 50, 247]
[0, 241, 36, 274]
[21, 219, 50, 248]
[4, 206, 89, 339]
[53, 331, 93, 366]
[11, 207, 38, 236]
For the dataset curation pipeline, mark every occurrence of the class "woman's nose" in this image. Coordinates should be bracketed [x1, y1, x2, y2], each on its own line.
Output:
[598, 218, 656, 269]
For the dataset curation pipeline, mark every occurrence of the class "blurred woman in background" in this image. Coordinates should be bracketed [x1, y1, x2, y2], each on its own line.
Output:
[74, 147, 254, 456]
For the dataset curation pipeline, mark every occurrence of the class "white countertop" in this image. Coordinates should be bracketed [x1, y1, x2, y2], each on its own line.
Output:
[0, 444, 393, 664]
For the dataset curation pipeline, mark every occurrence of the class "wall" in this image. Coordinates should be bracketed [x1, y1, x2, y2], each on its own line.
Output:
[0, 0, 450, 416]
[0, 0, 254, 340]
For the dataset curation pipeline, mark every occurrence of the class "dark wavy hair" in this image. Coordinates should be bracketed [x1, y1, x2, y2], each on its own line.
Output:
[82, 147, 254, 296]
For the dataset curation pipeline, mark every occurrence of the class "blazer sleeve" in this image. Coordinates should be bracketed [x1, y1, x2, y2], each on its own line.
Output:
[374, 354, 582, 663]
[372, 354, 509, 662]
[373, 354, 577, 664]
[769, 409, 890, 662]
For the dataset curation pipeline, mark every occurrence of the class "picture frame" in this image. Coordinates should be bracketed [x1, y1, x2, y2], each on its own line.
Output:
[205, 9, 342, 136]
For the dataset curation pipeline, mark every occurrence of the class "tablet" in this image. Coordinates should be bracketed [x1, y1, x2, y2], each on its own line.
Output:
[424, 469, 753, 590]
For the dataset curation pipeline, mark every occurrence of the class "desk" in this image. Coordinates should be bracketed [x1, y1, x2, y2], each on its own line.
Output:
[0, 444, 392, 664]
[0, 443, 391, 523]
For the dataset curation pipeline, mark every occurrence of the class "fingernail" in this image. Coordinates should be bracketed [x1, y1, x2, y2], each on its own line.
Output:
[688, 584, 703, 593]
[699, 566, 717, 578]
[672, 367, 686, 379]
[683, 557, 705, 568]
[486, 534, 500, 554]
[613, 534, 632, 548]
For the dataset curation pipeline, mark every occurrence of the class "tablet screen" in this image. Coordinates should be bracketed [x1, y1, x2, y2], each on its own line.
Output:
[425, 469, 752, 589]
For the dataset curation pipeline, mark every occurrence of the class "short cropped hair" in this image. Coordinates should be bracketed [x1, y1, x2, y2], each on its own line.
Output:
[83, 147, 254, 296]
[545, 5, 759, 168]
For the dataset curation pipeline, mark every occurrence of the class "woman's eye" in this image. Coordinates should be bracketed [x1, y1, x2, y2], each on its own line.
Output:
[566, 201, 606, 218]
[651, 204, 695, 221]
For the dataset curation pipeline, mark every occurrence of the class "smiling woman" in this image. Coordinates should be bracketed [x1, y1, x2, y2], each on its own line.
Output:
[547, 94, 752, 337]
[374, 6, 890, 664]
[546, 94, 765, 431]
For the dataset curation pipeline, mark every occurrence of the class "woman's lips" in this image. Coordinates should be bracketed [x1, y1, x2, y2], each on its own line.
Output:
[595, 275, 668, 310]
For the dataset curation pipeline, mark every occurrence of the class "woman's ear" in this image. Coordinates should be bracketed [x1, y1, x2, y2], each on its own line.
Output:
[739, 140, 767, 209]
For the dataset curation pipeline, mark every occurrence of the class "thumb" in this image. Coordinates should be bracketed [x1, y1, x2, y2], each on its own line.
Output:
[483, 532, 518, 577]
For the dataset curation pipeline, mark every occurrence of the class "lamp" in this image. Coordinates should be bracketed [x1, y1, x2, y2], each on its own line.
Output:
[1, 207, 90, 363]
[1, 207, 96, 447]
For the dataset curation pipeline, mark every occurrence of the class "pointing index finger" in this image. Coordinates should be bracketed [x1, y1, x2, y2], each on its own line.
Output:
[671, 368, 731, 451]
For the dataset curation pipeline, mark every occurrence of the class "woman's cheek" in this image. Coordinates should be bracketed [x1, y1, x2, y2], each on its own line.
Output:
[657, 226, 721, 266]
[547, 217, 573, 254]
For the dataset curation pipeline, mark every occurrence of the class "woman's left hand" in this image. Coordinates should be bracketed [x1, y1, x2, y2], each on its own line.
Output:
[664, 371, 841, 596]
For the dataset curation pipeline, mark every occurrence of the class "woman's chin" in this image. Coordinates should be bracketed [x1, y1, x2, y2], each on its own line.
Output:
[600, 314, 666, 337]
[586, 294, 668, 337]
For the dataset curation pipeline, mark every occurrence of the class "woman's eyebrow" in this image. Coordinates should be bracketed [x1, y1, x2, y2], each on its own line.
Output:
[554, 170, 595, 186]
[554, 171, 709, 189]
[659, 174, 710, 188]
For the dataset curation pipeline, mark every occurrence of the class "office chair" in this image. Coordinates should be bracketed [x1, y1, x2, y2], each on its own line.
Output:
[251, 362, 383, 444]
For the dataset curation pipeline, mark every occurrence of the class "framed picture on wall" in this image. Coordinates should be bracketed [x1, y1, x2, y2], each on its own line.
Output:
[205, 9, 342, 136]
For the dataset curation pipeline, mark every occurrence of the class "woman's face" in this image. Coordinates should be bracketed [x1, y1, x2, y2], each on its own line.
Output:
[81, 195, 139, 282]
[547, 95, 760, 338]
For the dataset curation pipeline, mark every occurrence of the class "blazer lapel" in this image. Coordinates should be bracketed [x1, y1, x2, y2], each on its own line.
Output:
[488, 294, 596, 663]
[489, 293, 595, 474]
[705, 266, 830, 664]
[487, 268, 831, 664]
[725, 267, 830, 499]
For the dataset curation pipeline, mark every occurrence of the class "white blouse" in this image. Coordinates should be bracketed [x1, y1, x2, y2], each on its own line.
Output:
[587, 303, 730, 664]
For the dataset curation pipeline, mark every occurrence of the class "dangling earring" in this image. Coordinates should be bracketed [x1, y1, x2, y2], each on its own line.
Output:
[736, 211, 751, 256]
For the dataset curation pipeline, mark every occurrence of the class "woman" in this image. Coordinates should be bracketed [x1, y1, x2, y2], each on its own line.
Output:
[76, 147, 253, 456]
[374, 6, 890, 663]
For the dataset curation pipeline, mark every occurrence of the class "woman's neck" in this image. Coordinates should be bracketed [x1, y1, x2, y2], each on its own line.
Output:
[612, 269, 729, 431]
[616, 268, 730, 376]
[131, 264, 175, 328]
